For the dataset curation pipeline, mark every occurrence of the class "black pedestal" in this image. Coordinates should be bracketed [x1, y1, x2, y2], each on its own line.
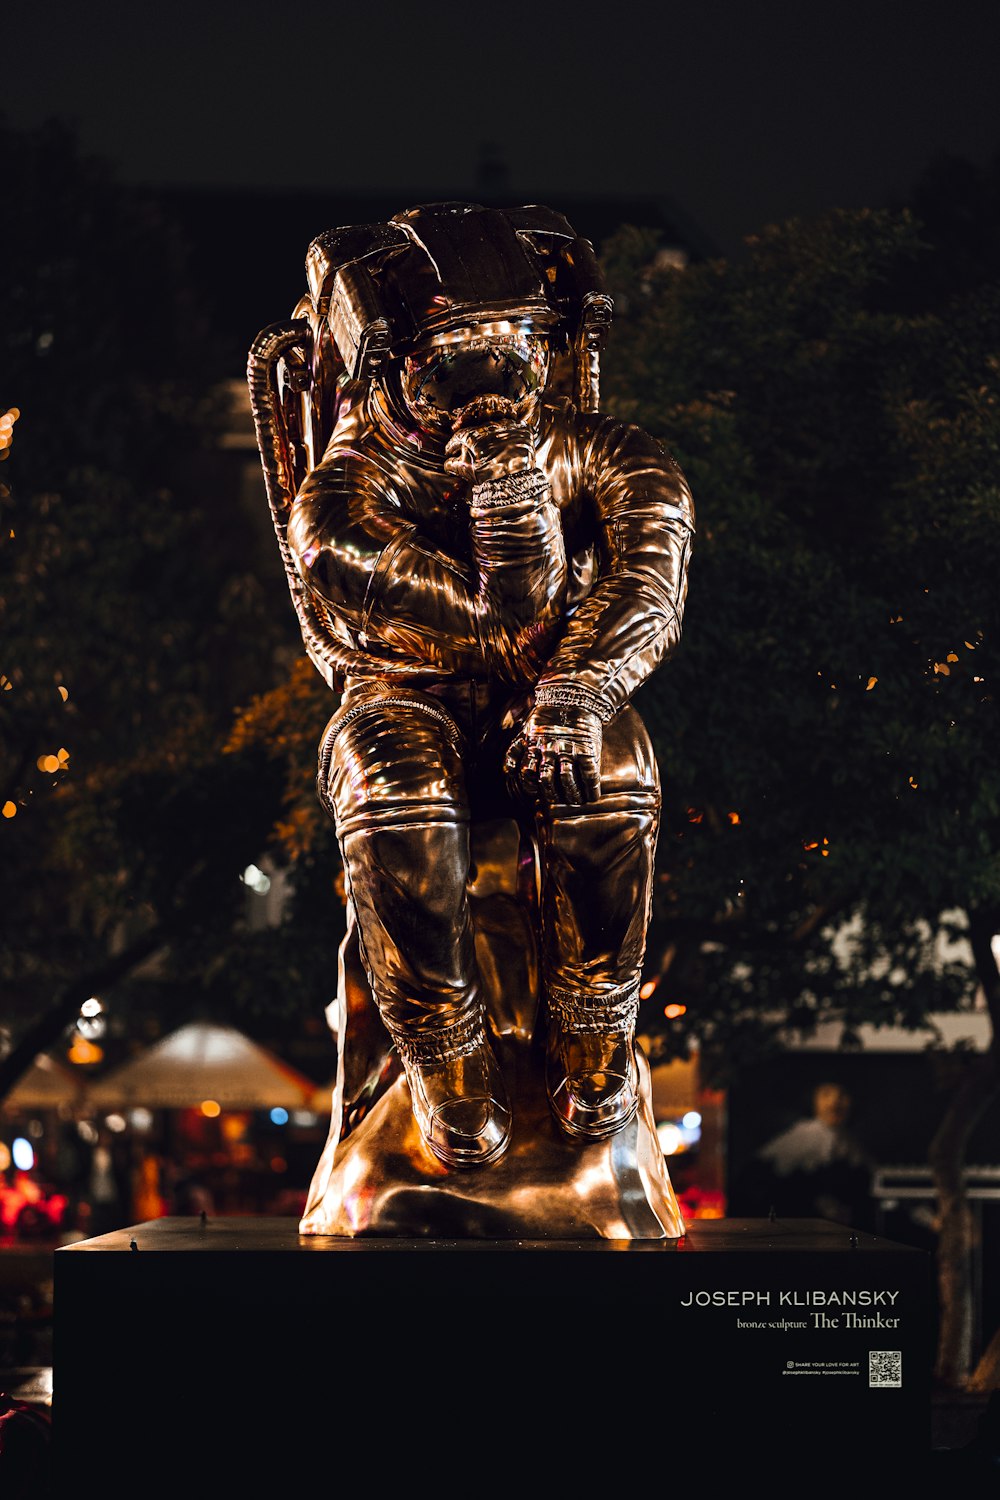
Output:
[54, 1217, 932, 1488]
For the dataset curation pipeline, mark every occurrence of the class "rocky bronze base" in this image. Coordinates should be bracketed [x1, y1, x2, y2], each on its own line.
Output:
[299, 1032, 684, 1239]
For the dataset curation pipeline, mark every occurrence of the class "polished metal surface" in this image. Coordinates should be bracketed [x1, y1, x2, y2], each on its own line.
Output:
[249, 202, 694, 1236]
[300, 1034, 683, 1238]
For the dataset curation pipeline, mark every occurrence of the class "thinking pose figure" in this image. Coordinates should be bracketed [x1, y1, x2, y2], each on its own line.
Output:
[249, 202, 693, 1220]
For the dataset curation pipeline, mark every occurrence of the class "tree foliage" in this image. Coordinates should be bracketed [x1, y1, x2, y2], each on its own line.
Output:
[600, 208, 1000, 1073]
[0, 119, 314, 1079]
[601, 194, 1000, 1389]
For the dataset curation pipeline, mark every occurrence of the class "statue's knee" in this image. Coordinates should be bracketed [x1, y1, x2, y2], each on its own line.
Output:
[599, 705, 660, 800]
[319, 694, 468, 832]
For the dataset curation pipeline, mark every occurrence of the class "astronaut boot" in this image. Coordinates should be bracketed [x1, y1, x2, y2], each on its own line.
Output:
[545, 986, 640, 1143]
[389, 1008, 512, 1169]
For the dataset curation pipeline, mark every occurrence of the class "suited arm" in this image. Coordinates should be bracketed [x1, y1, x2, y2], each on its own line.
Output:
[535, 415, 695, 716]
[505, 413, 693, 807]
[288, 442, 567, 683]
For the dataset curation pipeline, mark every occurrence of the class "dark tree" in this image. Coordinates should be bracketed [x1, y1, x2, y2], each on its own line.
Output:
[0, 119, 331, 1094]
[600, 204, 999, 1388]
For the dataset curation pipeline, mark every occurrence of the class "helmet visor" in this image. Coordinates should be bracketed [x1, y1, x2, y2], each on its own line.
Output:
[399, 328, 549, 425]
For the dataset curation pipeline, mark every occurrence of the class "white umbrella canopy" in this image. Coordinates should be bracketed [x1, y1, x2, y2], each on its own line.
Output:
[2, 1052, 87, 1110]
[83, 1021, 316, 1110]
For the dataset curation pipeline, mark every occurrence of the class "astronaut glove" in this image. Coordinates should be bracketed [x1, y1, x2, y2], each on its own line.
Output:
[504, 703, 603, 808]
[443, 405, 537, 486]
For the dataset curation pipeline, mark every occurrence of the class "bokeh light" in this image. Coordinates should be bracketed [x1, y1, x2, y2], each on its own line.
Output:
[242, 863, 271, 895]
[12, 1137, 34, 1171]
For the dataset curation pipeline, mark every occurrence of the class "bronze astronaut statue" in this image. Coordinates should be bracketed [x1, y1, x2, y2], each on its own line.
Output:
[249, 202, 693, 1225]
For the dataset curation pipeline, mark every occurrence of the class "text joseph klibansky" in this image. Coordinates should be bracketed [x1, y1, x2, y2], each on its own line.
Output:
[680, 1289, 901, 1306]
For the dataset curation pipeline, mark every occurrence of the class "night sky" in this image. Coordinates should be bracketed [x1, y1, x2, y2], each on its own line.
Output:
[6, 0, 1000, 258]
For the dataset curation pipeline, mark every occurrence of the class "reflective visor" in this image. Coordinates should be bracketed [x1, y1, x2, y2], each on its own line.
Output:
[400, 333, 549, 425]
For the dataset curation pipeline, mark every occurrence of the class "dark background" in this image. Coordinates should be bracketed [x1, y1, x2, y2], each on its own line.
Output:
[5, 0, 999, 259]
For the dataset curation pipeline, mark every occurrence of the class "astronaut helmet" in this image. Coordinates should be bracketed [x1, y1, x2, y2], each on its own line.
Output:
[305, 200, 612, 427]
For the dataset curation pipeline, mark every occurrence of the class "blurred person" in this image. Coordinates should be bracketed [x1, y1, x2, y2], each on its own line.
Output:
[168, 1160, 216, 1217]
[84, 1129, 130, 1236]
[51, 1120, 90, 1235]
[738, 1082, 875, 1228]
[0, 1391, 52, 1500]
[132, 1151, 167, 1222]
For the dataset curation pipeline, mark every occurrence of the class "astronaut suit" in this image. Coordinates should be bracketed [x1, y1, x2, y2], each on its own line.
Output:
[259, 202, 694, 1172]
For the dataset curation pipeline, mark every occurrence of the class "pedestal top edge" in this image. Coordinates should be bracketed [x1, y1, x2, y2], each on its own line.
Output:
[54, 1216, 926, 1256]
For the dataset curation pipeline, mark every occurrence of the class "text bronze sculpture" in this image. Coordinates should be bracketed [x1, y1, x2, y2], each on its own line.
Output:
[248, 203, 694, 1238]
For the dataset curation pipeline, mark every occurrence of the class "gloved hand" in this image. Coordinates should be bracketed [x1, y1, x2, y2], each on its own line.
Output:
[444, 395, 536, 485]
[504, 702, 603, 807]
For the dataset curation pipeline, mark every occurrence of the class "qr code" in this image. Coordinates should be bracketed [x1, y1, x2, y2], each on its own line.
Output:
[869, 1350, 902, 1387]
